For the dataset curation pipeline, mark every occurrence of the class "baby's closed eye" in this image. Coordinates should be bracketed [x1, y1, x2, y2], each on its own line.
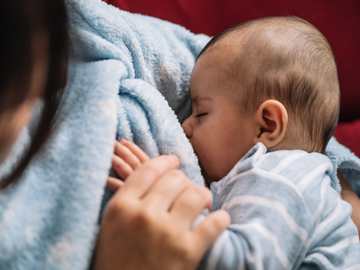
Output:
[196, 113, 207, 118]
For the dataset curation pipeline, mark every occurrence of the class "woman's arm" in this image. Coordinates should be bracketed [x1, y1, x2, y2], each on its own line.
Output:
[93, 155, 230, 270]
[338, 171, 360, 236]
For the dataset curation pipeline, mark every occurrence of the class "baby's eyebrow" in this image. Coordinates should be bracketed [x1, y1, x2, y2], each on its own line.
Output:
[191, 96, 212, 103]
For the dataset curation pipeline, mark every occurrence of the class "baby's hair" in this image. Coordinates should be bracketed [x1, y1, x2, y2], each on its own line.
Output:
[198, 17, 340, 153]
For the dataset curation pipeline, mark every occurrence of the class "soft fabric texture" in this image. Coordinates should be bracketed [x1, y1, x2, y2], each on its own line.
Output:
[199, 143, 360, 270]
[0, 0, 206, 268]
[0, 0, 360, 269]
[0, 60, 120, 269]
[67, 0, 209, 184]
[326, 137, 360, 197]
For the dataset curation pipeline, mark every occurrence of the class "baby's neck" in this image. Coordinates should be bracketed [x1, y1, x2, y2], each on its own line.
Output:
[267, 126, 317, 153]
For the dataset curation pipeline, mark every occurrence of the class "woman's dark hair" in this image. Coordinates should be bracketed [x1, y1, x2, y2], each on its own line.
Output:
[0, 0, 69, 188]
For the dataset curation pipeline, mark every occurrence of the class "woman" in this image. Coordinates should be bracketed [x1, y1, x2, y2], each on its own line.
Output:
[0, 0, 229, 269]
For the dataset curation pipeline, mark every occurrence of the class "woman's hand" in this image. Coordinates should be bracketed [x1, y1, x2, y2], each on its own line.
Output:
[338, 171, 360, 237]
[93, 154, 230, 270]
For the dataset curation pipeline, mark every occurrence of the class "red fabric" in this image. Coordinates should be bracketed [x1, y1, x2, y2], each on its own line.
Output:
[106, 0, 360, 123]
[335, 120, 360, 157]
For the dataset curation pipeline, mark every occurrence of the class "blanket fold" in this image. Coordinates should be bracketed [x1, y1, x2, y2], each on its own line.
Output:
[0, 0, 207, 268]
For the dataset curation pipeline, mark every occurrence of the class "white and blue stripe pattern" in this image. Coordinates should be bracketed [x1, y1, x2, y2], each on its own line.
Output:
[198, 143, 360, 270]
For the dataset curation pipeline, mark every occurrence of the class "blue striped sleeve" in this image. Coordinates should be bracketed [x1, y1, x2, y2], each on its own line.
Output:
[197, 145, 360, 270]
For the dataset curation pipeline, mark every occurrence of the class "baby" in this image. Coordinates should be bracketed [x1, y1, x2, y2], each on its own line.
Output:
[110, 17, 360, 269]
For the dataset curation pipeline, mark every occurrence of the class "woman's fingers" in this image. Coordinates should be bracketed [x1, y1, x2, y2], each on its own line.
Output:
[120, 139, 150, 163]
[107, 177, 124, 192]
[112, 154, 133, 180]
[115, 155, 179, 200]
[97, 154, 230, 270]
[143, 169, 192, 211]
[170, 185, 213, 228]
[191, 210, 231, 258]
[114, 140, 142, 171]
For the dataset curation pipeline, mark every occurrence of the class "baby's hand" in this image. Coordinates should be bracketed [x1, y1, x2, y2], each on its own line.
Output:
[107, 139, 150, 191]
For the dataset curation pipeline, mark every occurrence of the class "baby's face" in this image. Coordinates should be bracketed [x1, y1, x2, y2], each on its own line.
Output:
[182, 47, 256, 186]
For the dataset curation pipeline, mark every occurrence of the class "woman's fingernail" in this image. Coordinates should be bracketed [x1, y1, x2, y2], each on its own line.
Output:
[169, 155, 179, 163]
[120, 138, 127, 143]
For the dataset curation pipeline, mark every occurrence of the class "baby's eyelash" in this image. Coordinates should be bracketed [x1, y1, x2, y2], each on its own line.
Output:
[195, 113, 207, 118]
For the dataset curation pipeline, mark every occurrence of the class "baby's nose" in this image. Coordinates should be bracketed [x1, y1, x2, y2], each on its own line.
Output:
[181, 117, 192, 139]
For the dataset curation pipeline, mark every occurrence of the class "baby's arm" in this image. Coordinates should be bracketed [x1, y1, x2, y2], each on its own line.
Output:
[107, 139, 150, 191]
[198, 167, 360, 270]
[198, 171, 312, 270]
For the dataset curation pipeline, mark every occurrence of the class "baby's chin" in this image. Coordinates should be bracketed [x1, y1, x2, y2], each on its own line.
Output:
[193, 151, 221, 186]
[200, 167, 211, 188]
[199, 164, 221, 188]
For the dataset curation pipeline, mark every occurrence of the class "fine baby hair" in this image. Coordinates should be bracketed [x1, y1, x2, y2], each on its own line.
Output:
[198, 16, 339, 153]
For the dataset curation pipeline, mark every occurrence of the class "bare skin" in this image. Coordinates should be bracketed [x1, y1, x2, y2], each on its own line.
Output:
[339, 172, 360, 237]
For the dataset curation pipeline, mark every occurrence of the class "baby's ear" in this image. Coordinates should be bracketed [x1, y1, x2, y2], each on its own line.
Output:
[254, 99, 288, 149]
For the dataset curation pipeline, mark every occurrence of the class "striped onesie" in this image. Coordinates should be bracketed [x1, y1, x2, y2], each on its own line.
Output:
[196, 142, 360, 270]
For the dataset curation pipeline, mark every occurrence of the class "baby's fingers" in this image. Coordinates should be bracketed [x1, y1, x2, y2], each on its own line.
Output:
[114, 140, 142, 171]
[112, 154, 133, 180]
[107, 177, 124, 192]
[119, 139, 150, 163]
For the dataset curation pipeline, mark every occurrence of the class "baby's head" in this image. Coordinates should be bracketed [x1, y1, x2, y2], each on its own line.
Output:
[182, 16, 339, 186]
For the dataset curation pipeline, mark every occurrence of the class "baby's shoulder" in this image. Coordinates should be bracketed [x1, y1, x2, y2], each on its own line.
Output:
[253, 149, 333, 184]
[257, 149, 331, 170]
[217, 144, 333, 192]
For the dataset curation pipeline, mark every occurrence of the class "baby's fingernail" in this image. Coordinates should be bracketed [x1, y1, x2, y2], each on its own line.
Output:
[169, 155, 179, 163]
[120, 138, 127, 143]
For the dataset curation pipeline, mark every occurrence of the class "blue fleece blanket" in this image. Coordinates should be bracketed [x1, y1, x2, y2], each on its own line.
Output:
[0, 0, 359, 269]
